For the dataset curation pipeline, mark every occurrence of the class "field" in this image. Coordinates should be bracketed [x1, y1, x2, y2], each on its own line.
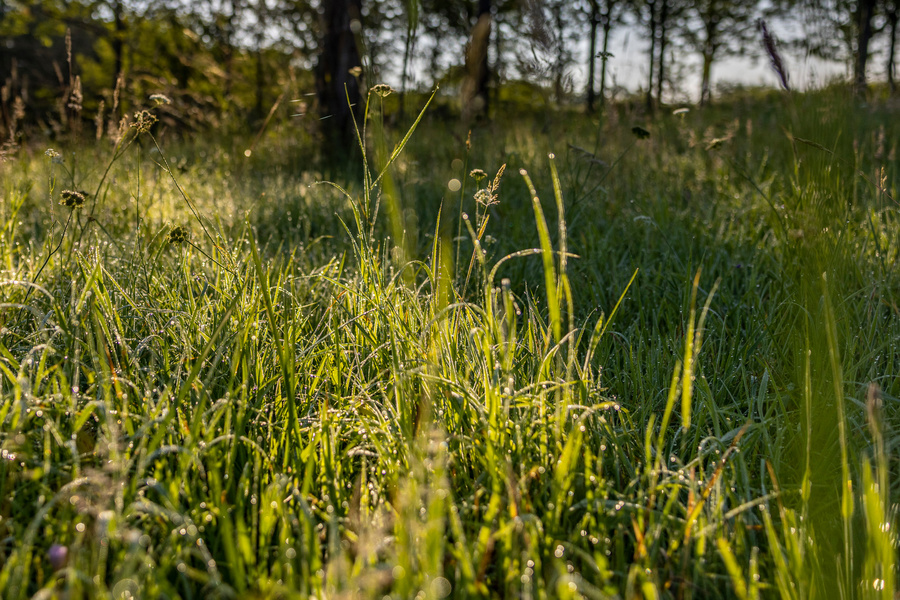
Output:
[1, 86, 898, 599]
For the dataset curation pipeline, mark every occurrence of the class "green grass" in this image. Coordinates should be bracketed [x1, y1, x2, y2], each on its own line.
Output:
[0, 85, 898, 599]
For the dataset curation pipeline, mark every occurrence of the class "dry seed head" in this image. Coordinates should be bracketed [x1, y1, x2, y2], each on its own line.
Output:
[370, 84, 394, 98]
[758, 19, 790, 92]
[474, 189, 491, 206]
[95, 99, 105, 141]
[167, 225, 190, 244]
[132, 110, 157, 133]
[60, 190, 86, 208]
[490, 164, 506, 191]
[67, 76, 83, 113]
[12, 97, 25, 121]
[112, 73, 123, 116]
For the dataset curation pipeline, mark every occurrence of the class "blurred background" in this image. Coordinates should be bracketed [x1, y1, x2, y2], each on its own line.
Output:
[0, 0, 896, 152]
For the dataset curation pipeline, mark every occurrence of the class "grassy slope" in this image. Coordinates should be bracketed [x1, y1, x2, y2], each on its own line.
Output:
[0, 86, 898, 599]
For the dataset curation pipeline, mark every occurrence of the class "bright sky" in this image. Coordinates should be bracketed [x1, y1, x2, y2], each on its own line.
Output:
[587, 26, 851, 103]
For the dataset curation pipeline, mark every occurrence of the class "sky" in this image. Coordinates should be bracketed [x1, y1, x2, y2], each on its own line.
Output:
[579, 23, 852, 103]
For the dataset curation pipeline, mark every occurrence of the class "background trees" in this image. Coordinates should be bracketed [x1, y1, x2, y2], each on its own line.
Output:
[1, 0, 897, 149]
[681, 0, 757, 104]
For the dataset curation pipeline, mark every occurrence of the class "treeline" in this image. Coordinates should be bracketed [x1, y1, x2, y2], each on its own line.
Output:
[0, 0, 898, 145]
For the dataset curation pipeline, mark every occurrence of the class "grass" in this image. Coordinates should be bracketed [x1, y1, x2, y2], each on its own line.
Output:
[0, 84, 898, 599]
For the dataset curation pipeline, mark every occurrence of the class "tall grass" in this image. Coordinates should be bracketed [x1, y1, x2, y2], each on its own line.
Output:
[0, 85, 898, 598]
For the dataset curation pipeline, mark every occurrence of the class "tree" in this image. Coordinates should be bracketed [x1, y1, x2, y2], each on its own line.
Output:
[783, 0, 882, 94]
[315, 0, 363, 153]
[634, 0, 682, 110]
[682, 0, 760, 104]
[853, 0, 877, 92]
[462, 0, 492, 119]
[399, 0, 419, 119]
[888, 0, 899, 93]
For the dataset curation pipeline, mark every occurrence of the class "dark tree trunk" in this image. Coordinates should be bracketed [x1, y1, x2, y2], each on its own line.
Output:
[112, 0, 124, 88]
[221, 0, 240, 99]
[476, 0, 492, 113]
[587, 0, 598, 112]
[656, 0, 668, 104]
[552, 1, 564, 102]
[600, 4, 611, 108]
[169, 13, 190, 89]
[399, 22, 413, 120]
[316, 0, 363, 153]
[463, 0, 492, 119]
[254, 1, 266, 119]
[887, 2, 898, 94]
[700, 52, 712, 105]
[699, 13, 717, 106]
[646, 0, 657, 112]
[854, 0, 876, 94]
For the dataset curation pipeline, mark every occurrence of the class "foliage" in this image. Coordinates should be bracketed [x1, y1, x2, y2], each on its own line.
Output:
[0, 80, 898, 598]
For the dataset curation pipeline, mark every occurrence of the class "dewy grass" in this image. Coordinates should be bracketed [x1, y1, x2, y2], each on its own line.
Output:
[0, 87, 898, 599]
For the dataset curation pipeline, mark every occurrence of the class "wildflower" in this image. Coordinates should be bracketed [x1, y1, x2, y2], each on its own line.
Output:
[59, 190, 86, 208]
[167, 225, 190, 244]
[672, 107, 689, 116]
[348, 66, 362, 78]
[44, 148, 61, 159]
[474, 189, 491, 206]
[132, 110, 157, 133]
[370, 84, 394, 98]
[631, 126, 650, 140]
[469, 168, 487, 181]
[149, 93, 172, 106]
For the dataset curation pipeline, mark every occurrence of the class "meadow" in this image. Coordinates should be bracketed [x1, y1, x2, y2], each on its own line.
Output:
[0, 85, 898, 599]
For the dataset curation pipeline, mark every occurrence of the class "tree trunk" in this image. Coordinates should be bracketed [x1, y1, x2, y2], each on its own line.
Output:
[399, 0, 417, 121]
[854, 0, 876, 94]
[169, 13, 190, 89]
[112, 0, 124, 89]
[700, 52, 712, 105]
[399, 27, 412, 121]
[316, 0, 363, 154]
[587, 0, 598, 112]
[600, 5, 611, 108]
[254, 0, 266, 119]
[646, 0, 657, 112]
[887, 2, 898, 94]
[552, 1, 564, 102]
[656, 0, 668, 104]
[462, 0, 492, 119]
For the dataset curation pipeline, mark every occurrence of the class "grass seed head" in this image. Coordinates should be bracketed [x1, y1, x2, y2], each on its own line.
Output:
[370, 84, 394, 98]
[167, 225, 190, 244]
[132, 110, 158, 133]
[60, 189, 86, 208]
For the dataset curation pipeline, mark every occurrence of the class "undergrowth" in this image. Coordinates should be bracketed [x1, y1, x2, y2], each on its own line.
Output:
[0, 86, 898, 599]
